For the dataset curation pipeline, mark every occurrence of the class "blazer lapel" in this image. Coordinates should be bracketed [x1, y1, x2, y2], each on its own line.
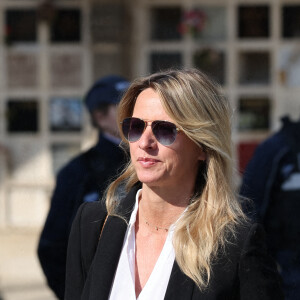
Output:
[83, 186, 138, 300]
[164, 261, 195, 300]
[87, 215, 128, 300]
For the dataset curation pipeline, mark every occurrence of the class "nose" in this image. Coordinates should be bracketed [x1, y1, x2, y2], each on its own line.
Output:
[138, 123, 157, 149]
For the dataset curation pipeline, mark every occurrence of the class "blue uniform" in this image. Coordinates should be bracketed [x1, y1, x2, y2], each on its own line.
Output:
[240, 116, 300, 299]
[38, 134, 127, 299]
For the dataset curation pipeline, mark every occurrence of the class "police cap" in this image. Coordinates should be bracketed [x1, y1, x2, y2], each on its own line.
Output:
[84, 75, 130, 112]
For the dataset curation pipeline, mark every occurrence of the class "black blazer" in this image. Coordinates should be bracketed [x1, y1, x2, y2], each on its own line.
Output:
[65, 186, 284, 300]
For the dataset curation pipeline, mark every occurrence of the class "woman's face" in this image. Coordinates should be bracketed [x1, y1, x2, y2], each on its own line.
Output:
[129, 88, 206, 190]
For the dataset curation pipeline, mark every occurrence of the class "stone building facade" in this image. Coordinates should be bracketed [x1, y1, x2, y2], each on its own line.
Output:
[1, 0, 300, 229]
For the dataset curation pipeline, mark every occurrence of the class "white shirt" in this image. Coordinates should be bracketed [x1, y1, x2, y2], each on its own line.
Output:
[108, 189, 176, 300]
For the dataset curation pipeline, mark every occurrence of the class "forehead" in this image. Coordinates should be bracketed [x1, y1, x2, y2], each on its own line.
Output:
[132, 88, 172, 121]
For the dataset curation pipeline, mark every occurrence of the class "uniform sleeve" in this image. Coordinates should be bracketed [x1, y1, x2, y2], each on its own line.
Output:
[240, 137, 284, 221]
[239, 223, 284, 300]
[64, 202, 88, 300]
[240, 146, 272, 215]
[37, 168, 79, 299]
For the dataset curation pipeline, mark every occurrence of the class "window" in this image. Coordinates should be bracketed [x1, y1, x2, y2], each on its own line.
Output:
[282, 5, 300, 38]
[193, 6, 227, 41]
[238, 5, 270, 38]
[238, 97, 270, 131]
[49, 98, 83, 132]
[239, 52, 270, 85]
[279, 46, 300, 87]
[151, 7, 182, 41]
[193, 48, 225, 85]
[51, 9, 81, 42]
[90, 3, 127, 43]
[6, 99, 39, 133]
[5, 9, 37, 43]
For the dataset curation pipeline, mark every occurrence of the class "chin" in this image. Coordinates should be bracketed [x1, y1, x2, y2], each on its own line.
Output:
[135, 166, 169, 186]
[137, 174, 163, 185]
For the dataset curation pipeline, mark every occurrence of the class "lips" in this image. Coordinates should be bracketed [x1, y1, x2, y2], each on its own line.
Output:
[137, 157, 159, 162]
[137, 157, 160, 167]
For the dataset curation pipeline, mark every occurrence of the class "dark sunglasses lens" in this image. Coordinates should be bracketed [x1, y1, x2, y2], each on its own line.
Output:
[122, 118, 145, 142]
[152, 121, 177, 146]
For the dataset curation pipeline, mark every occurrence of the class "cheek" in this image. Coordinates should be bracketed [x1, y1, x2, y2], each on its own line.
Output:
[163, 151, 182, 173]
[174, 153, 191, 169]
[129, 143, 138, 160]
[173, 146, 201, 171]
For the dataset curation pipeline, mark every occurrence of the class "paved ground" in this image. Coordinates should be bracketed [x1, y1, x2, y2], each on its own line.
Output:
[0, 229, 56, 300]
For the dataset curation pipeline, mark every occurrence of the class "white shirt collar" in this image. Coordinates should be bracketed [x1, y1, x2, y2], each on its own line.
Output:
[109, 189, 176, 300]
[127, 188, 141, 226]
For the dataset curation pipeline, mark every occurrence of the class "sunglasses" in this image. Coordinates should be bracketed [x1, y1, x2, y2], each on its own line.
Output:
[121, 117, 180, 146]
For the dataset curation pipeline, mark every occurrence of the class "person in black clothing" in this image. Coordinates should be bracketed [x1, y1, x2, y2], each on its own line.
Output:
[240, 116, 300, 300]
[37, 75, 130, 299]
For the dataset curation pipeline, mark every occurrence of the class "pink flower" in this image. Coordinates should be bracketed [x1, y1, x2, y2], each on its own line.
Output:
[179, 9, 207, 36]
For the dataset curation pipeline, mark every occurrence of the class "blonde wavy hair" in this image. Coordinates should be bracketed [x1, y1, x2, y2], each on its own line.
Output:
[105, 69, 248, 290]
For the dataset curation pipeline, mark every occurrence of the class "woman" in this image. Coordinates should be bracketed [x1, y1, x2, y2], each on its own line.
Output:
[65, 69, 283, 300]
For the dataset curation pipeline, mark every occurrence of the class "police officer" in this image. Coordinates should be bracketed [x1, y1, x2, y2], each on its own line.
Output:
[240, 116, 300, 299]
[37, 75, 129, 299]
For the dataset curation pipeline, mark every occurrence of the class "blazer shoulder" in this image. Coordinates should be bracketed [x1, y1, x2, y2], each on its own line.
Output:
[215, 222, 265, 273]
[73, 201, 108, 274]
[228, 222, 268, 258]
[80, 200, 107, 221]
[239, 222, 266, 250]
[72, 201, 107, 247]
[76, 201, 107, 241]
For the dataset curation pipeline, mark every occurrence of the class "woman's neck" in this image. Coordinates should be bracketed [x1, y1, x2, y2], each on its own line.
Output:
[138, 184, 191, 229]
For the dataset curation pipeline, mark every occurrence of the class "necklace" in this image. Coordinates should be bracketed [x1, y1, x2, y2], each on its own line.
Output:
[139, 194, 170, 232]
[143, 217, 169, 232]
